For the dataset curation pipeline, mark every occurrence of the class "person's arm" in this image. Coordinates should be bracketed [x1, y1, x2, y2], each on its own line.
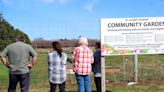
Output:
[27, 45, 37, 69]
[64, 53, 67, 65]
[32, 56, 37, 65]
[27, 56, 37, 69]
[1, 56, 10, 68]
[72, 48, 77, 63]
[1, 47, 10, 68]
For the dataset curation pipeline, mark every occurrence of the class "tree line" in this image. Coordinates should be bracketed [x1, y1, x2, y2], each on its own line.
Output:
[0, 14, 31, 51]
[32, 38, 99, 49]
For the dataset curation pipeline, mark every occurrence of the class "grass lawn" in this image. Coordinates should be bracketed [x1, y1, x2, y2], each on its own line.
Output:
[0, 52, 164, 92]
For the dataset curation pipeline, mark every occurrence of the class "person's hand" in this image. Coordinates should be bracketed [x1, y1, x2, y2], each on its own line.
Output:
[67, 58, 72, 63]
[27, 64, 33, 70]
[5, 64, 10, 68]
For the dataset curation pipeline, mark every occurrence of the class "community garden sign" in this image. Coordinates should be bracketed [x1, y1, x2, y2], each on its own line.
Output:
[101, 17, 164, 56]
[100, 17, 164, 92]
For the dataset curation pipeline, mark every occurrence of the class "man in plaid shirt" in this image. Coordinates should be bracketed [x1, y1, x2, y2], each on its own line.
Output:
[72, 37, 94, 92]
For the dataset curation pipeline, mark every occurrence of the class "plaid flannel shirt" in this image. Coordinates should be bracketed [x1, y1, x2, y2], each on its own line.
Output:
[72, 45, 94, 75]
[48, 51, 67, 84]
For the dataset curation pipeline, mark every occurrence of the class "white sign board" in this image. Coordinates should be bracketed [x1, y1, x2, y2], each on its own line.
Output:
[101, 17, 164, 55]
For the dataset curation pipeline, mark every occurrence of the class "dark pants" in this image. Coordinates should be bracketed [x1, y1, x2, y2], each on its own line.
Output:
[94, 77, 101, 92]
[50, 82, 65, 92]
[8, 73, 30, 92]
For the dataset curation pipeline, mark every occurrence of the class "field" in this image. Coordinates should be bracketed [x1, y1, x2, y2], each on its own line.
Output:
[0, 49, 164, 92]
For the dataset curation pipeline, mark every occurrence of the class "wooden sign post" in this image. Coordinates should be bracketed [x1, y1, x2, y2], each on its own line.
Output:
[101, 56, 106, 92]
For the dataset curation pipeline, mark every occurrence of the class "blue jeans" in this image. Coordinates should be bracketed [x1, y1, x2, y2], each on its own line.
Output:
[75, 74, 91, 92]
[8, 73, 30, 92]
